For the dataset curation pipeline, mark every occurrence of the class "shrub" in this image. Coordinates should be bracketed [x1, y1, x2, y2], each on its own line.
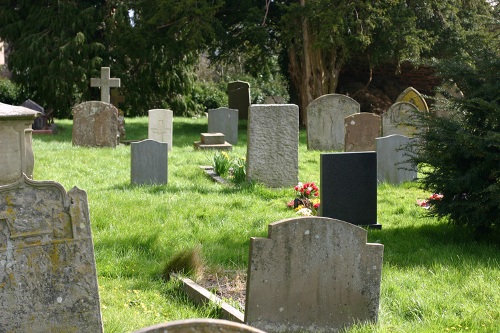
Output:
[0, 78, 21, 105]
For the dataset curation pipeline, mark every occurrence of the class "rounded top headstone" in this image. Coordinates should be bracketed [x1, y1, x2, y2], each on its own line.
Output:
[0, 102, 40, 119]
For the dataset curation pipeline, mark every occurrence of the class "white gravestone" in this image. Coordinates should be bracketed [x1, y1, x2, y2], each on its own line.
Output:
[148, 109, 173, 151]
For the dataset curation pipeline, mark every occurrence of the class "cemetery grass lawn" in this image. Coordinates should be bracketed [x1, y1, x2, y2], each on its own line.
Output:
[33, 118, 499, 333]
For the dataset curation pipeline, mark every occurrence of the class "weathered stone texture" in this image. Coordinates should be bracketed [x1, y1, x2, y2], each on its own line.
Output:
[72, 101, 118, 147]
[344, 113, 381, 152]
[382, 102, 419, 137]
[208, 107, 239, 145]
[133, 319, 266, 333]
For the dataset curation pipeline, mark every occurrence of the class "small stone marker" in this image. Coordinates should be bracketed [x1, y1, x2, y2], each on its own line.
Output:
[307, 94, 360, 151]
[246, 104, 299, 188]
[148, 109, 173, 151]
[382, 101, 419, 137]
[0, 102, 39, 185]
[72, 101, 119, 147]
[90, 67, 121, 103]
[228, 80, 251, 120]
[396, 87, 429, 112]
[245, 216, 384, 333]
[344, 112, 381, 152]
[194, 133, 232, 150]
[0, 175, 103, 332]
[319, 152, 380, 228]
[133, 319, 266, 333]
[131, 139, 168, 185]
[376, 134, 417, 184]
[208, 107, 238, 145]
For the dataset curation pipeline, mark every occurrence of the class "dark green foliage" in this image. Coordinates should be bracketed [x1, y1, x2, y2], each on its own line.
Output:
[0, 78, 21, 105]
[410, 45, 500, 233]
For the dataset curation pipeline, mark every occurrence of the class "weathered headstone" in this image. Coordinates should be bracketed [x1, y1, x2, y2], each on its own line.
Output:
[245, 216, 384, 333]
[307, 94, 360, 151]
[246, 104, 299, 188]
[344, 113, 381, 152]
[208, 107, 238, 145]
[90, 67, 121, 104]
[434, 81, 463, 118]
[148, 109, 173, 151]
[376, 134, 417, 184]
[0, 102, 39, 185]
[228, 80, 251, 120]
[131, 139, 169, 185]
[72, 101, 119, 147]
[396, 87, 429, 112]
[381, 101, 419, 137]
[133, 319, 266, 333]
[319, 152, 380, 228]
[0, 175, 103, 332]
[21, 99, 46, 130]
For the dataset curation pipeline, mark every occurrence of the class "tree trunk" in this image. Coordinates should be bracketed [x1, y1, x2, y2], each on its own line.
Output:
[287, 0, 343, 126]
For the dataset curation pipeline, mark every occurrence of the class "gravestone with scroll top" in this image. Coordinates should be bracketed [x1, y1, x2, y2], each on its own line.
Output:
[307, 94, 360, 151]
[381, 102, 419, 137]
[0, 175, 103, 332]
[148, 109, 173, 151]
[245, 217, 384, 333]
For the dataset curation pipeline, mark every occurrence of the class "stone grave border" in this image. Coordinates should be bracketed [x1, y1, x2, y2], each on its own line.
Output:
[200, 166, 230, 185]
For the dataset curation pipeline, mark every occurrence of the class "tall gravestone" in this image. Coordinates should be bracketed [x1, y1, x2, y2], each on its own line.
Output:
[0, 175, 103, 332]
[0, 102, 39, 185]
[382, 102, 419, 137]
[148, 109, 173, 151]
[245, 217, 384, 333]
[131, 140, 169, 185]
[376, 134, 417, 184]
[208, 107, 239, 145]
[72, 101, 119, 147]
[228, 81, 251, 120]
[344, 113, 381, 152]
[320, 152, 380, 228]
[307, 94, 360, 151]
[246, 104, 299, 188]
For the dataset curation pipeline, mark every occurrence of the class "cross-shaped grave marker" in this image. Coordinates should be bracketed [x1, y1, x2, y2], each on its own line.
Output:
[90, 67, 121, 103]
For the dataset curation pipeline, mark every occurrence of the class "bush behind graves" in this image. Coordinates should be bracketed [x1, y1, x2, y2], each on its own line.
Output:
[0, 78, 21, 105]
[410, 49, 500, 235]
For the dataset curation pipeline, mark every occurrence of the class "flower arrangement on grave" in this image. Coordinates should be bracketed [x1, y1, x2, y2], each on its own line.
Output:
[417, 193, 444, 209]
[287, 181, 320, 216]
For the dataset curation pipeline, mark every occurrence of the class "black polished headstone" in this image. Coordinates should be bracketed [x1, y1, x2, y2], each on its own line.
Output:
[320, 152, 381, 228]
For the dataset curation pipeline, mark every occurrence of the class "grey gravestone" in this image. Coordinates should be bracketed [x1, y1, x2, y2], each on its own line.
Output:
[148, 109, 173, 151]
[246, 104, 299, 188]
[133, 319, 267, 333]
[319, 152, 380, 228]
[344, 113, 381, 152]
[131, 140, 168, 185]
[0, 175, 103, 332]
[72, 101, 119, 147]
[376, 134, 417, 184]
[382, 101, 419, 137]
[208, 107, 238, 145]
[22, 99, 46, 130]
[0, 102, 39, 185]
[307, 94, 360, 151]
[245, 216, 384, 333]
[90, 67, 121, 104]
[228, 81, 251, 120]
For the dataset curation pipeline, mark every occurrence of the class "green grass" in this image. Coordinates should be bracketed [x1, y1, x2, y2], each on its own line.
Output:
[32, 117, 499, 333]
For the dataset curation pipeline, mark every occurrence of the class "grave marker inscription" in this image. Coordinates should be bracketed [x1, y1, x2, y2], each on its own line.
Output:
[148, 109, 173, 151]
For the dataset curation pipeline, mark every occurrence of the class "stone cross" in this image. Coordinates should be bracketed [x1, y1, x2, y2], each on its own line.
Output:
[90, 67, 121, 103]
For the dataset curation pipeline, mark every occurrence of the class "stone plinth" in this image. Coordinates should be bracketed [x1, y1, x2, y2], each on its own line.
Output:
[194, 133, 232, 150]
[0, 102, 40, 185]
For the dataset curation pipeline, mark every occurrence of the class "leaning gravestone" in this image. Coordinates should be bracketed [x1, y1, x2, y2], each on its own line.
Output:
[396, 87, 429, 112]
[72, 101, 119, 147]
[319, 152, 380, 228]
[381, 101, 419, 137]
[344, 113, 381, 152]
[245, 216, 384, 333]
[376, 134, 417, 185]
[0, 102, 39, 185]
[307, 94, 360, 151]
[148, 109, 173, 151]
[228, 80, 251, 120]
[133, 319, 266, 333]
[246, 104, 299, 188]
[208, 107, 238, 145]
[131, 140, 169, 185]
[0, 175, 103, 332]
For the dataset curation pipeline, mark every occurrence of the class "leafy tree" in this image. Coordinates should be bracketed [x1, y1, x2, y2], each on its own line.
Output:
[410, 38, 500, 234]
